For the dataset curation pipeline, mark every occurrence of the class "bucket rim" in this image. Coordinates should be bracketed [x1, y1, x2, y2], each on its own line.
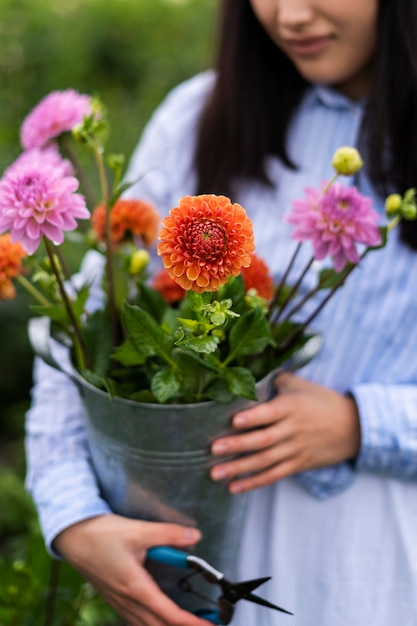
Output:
[73, 366, 260, 410]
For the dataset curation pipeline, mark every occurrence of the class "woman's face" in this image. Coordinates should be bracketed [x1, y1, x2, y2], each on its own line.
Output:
[249, 0, 378, 99]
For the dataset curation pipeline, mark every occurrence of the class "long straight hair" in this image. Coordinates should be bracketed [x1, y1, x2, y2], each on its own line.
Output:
[194, 0, 417, 247]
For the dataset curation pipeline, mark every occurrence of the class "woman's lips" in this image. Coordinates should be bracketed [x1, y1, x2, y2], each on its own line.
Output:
[285, 35, 333, 56]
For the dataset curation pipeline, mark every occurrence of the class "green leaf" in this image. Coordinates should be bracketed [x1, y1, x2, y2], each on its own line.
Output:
[369, 225, 388, 250]
[174, 333, 220, 354]
[174, 347, 222, 374]
[228, 308, 274, 360]
[123, 302, 173, 363]
[72, 283, 90, 317]
[113, 339, 148, 366]
[136, 281, 169, 324]
[151, 368, 180, 403]
[217, 275, 246, 312]
[318, 267, 349, 289]
[79, 369, 113, 395]
[186, 290, 212, 314]
[30, 303, 69, 323]
[82, 309, 112, 376]
[172, 349, 218, 399]
[224, 367, 257, 400]
[204, 378, 236, 403]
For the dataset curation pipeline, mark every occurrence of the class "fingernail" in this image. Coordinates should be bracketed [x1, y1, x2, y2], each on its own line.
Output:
[211, 466, 227, 480]
[185, 527, 202, 542]
[212, 441, 229, 455]
[233, 414, 248, 428]
[229, 482, 243, 494]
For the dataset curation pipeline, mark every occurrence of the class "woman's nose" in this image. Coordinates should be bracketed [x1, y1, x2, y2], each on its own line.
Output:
[275, 0, 314, 30]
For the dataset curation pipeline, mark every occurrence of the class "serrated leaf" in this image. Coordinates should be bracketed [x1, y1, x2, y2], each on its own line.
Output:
[172, 350, 218, 398]
[186, 289, 212, 312]
[151, 368, 180, 403]
[174, 347, 222, 373]
[204, 377, 236, 403]
[123, 302, 173, 362]
[228, 308, 274, 360]
[224, 367, 257, 400]
[174, 333, 219, 354]
[113, 340, 148, 366]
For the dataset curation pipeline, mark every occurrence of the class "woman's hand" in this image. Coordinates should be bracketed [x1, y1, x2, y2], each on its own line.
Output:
[210, 372, 361, 494]
[54, 514, 211, 626]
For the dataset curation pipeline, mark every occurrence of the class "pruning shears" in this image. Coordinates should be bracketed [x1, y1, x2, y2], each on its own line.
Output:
[147, 546, 293, 625]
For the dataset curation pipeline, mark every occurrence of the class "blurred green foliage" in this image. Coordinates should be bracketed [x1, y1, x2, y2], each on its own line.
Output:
[0, 0, 215, 622]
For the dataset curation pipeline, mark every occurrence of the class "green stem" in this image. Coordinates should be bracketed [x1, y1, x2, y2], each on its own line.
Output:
[322, 173, 339, 194]
[94, 145, 118, 348]
[278, 262, 355, 354]
[16, 275, 51, 306]
[44, 560, 61, 626]
[44, 238, 90, 369]
[388, 214, 401, 231]
[271, 256, 314, 323]
[269, 242, 301, 318]
[54, 244, 74, 284]
[282, 283, 321, 322]
[59, 135, 96, 211]
[277, 217, 400, 355]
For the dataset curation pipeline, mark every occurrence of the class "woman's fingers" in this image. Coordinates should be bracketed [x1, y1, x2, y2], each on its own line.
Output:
[210, 373, 361, 492]
[54, 515, 211, 626]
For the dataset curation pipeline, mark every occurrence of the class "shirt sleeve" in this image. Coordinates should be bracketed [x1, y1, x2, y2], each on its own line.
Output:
[295, 382, 417, 500]
[25, 352, 112, 557]
[25, 251, 111, 556]
[351, 382, 417, 479]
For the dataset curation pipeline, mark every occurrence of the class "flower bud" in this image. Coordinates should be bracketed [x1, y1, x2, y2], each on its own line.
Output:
[332, 147, 363, 176]
[384, 194, 402, 216]
[401, 203, 417, 220]
[129, 249, 150, 275]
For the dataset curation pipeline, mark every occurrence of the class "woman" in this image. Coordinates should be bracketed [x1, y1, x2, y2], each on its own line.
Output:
[26, 1, 417, 624]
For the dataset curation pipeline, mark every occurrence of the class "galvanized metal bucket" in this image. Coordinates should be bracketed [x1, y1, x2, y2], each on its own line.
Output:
[29, 316, 321, 613]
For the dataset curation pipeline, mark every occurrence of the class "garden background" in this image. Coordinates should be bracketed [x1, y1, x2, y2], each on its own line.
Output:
[0, 0, 215, 623]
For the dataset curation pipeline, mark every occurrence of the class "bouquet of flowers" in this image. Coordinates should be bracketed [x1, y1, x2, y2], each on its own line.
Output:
[1, 89, 416, 405]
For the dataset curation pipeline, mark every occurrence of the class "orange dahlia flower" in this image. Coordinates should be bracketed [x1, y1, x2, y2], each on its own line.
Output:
[157, 194, 255, 293]
[241, 254, 274, 301]
[0, 233, 27, 300]
[152, 268, 186, 304]
[92, 199, 160, 248]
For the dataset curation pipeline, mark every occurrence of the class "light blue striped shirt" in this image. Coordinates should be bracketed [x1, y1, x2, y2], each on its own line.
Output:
[26, 72, 417, 625]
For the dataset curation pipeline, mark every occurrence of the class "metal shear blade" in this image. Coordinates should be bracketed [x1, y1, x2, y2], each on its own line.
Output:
[219, 576, 293, 620]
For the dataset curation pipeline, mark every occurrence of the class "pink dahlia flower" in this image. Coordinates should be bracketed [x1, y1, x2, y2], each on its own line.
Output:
[20, 89, 93, 150]
[286, 182, 382, 271]
[5, 146, 74, 178]
[0, 156, 89, 254]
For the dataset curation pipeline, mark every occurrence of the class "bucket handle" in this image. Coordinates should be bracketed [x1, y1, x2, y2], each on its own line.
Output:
[28, 316, 78, 384]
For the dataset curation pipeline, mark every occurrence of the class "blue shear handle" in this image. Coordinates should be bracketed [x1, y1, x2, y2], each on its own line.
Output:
[195, 608, 225, 625]
[147, 546, 189, 569]
[147, 547, 226, 625]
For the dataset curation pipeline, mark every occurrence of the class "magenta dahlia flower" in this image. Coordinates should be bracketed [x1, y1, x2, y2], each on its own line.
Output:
[0, 157, 89, 254]
[286, 182, 382, 272]
[20, 89, 94, 150]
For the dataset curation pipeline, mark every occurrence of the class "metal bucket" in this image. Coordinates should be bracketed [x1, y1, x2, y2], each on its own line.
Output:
[29, 317, 321, 613]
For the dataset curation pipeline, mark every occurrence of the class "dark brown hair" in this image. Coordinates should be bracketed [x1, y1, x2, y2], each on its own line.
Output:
[194, 0, 417, 247]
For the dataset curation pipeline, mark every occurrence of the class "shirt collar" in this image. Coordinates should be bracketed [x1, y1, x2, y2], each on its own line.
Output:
[309, 84, 365, 112]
